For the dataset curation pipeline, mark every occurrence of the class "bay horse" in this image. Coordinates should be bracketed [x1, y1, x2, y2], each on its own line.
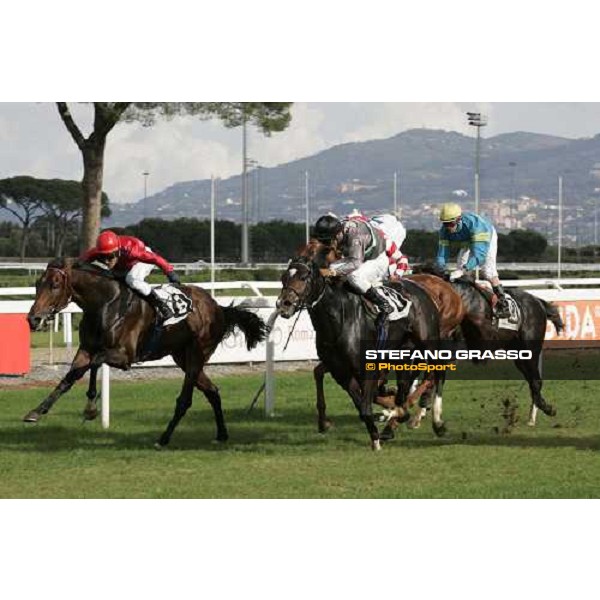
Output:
[412, 264, 564, 426]
[25, 259, 266, 447]
[276, 241, 444, 449]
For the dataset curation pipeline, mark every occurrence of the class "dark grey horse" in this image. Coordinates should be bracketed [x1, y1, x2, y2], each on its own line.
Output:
[276, 241, 444, 449]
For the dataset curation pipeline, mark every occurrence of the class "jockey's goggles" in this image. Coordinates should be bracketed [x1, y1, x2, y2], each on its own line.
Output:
[99, 251, 119, 261]
[442, 218, 460, 229]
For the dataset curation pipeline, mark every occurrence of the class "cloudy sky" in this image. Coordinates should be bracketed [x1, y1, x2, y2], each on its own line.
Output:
[2, 102, 600, 205]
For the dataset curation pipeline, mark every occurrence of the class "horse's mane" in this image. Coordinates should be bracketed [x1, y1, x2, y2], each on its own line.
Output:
[412, 262, 446, 277]
[48, 257, 70, 270]
[295, 238, 336, 268]
[70, 258, 125, 282]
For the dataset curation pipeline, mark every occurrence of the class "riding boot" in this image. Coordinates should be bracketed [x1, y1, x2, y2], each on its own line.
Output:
[147, 289, 175, 322]
[365, 287, 394, 316]
[493, 285, 511, 319]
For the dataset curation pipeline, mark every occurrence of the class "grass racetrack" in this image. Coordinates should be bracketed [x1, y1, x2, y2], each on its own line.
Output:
[1, 372, 600, 498]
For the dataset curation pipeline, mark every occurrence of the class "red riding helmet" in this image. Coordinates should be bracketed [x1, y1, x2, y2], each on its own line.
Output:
[96, 230, 120, 254]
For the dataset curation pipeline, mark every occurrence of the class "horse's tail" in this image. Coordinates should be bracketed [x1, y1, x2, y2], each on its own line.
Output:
[540, 299, 564, 335]
[222, 304, 267, 350]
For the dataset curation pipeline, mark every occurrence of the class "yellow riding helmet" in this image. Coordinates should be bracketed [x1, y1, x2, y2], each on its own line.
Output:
[439, 203, 462, 222]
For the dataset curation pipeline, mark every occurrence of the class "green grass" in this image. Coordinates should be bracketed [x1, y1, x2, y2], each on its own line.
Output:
[1, 372, 600, 498]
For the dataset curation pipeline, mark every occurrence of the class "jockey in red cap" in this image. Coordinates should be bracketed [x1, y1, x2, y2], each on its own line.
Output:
[80, 230, 180, 321]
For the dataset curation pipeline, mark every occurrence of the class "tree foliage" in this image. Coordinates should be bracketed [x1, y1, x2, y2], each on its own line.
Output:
[56, 102, 293, 251]
[123, 102, 292, 134]
[0, 176, 110, 259]
[402, 229, 440, 262]
[120, 218, 305, 263]
[497, 229, 548, 261]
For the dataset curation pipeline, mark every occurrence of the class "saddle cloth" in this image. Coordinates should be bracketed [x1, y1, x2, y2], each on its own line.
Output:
[363, 286, 412, 322]
[495, 293, 521, 331]
[154, 284, 193, 325]
[475, 282, 521, 330]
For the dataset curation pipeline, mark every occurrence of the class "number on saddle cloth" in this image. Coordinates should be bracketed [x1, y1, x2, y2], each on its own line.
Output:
[373, 286, 411, 322]
[475, 283, 521, 329]
[154, 284, 193, 320]
[496, 293, 521, 330]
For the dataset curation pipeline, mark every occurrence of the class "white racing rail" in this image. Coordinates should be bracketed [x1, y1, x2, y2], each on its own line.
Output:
[2, 261, 600, 274]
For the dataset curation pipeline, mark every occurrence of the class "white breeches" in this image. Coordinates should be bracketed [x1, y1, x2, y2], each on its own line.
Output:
[456, 228, 499, 281]
[347, 252, 390, 294]
[125, 262, 154, 296]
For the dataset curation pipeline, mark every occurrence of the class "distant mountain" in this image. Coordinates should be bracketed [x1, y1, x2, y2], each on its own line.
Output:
[106, 128, 600, 230]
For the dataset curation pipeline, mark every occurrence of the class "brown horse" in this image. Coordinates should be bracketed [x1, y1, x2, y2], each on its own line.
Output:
[25, 259, 266, 447]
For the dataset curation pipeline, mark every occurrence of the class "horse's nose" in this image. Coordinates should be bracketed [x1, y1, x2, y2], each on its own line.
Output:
[276, 298, 292, 310]
[27, 314, 41, 331]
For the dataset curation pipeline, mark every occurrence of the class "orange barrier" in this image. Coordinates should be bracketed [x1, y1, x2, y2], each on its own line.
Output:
[545, 300, 600, 343]
[0, 314, 30, 376]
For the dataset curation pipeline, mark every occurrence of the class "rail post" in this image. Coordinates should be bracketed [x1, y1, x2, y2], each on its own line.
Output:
[101, 364, 110, 429]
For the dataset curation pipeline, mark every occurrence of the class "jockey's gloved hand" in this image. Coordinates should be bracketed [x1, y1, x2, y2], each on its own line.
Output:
[167, 271, 181, 286]
[449, 269, 464, 282]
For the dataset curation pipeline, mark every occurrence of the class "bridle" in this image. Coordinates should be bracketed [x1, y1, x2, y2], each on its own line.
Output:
[281, 258, 326, 310]
[39, 266, 73, 319]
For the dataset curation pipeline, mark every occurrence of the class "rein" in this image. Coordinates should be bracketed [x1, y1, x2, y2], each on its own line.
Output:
[280, 258, 329, 350]
[283, 259, 327, 311]
[45, 266, 73, 318]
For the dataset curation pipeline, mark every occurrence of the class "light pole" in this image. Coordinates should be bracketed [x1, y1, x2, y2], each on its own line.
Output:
[558, 176, 563, 280]
[393, 171, 398, 217]
[592, 197, 598, 246]
[594, 188, 600, 246]
[509, 161, 517, 228]
[305, 171, 310, 244]
[142, 171, 150, 221]
[210, 175, 216, 298]
[467, 112, 487, 216]
[254, 166, 262, 224]
[241, 118, 249, 265]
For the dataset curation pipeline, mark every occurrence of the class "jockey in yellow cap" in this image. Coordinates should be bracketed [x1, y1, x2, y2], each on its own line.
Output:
[436, 203, 511, 318]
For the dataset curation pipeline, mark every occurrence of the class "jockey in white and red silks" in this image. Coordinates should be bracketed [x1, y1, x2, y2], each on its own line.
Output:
[313, 211, 409, 318]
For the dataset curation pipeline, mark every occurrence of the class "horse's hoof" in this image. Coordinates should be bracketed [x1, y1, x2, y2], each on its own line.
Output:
[433, 422, 447, 438]
[213, 436, 229, 444]
[407, 417, 422, 430]
[527, 420, 536, 428]
[371, 439, 382, 451]
[154, 442, 167, 451]
[380, 426, 395, 442]
[397, 412, 411, 424]
[83, 410, 98, 422]
[318, 420, 334, 433]
[23, 411, 41, 423]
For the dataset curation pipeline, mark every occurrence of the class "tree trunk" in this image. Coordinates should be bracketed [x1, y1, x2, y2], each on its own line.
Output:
[19, 225, 29, 262]
[80, 138, 106, 251]
[55, 220, 65, 257]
